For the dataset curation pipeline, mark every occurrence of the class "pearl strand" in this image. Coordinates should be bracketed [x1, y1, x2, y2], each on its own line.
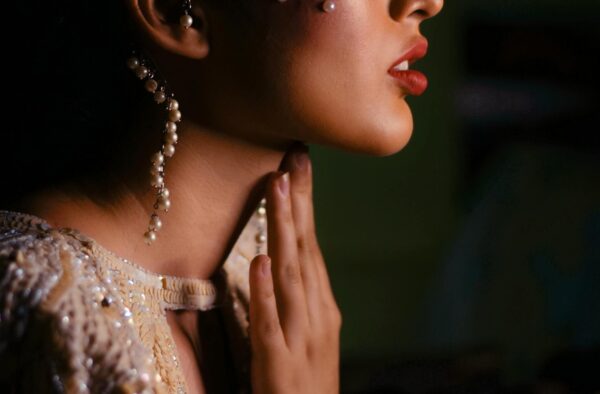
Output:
[254, 198, 267, 255]
[126, 51, 181, 245]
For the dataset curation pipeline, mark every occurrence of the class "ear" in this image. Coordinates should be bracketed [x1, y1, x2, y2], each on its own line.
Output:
[124, 0, 210, 60]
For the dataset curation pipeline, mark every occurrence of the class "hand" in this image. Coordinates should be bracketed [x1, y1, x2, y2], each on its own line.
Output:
[248, 143, 342, 394]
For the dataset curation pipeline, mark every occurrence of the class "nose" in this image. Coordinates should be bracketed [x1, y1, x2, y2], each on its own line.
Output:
[390, 0, 444, 22]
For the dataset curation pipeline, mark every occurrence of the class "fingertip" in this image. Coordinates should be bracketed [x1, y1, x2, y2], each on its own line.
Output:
[251, 254, 271, 279]
[261, 256, 271, 278]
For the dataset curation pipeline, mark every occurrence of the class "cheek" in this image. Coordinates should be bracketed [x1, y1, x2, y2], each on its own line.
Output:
[270, 4, 414, 156]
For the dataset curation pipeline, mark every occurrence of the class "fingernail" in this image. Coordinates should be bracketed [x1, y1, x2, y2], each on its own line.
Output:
[278, 172, 289, 197]
[294, 151, 308, 170]
[261, 257, 271, 277]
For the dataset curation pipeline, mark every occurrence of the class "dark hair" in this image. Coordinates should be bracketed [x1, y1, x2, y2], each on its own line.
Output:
[2, 0, 254, 208]
[3, 1, 144, 207]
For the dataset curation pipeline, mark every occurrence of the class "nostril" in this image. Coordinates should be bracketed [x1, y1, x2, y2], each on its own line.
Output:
[412, 9, 428, 17]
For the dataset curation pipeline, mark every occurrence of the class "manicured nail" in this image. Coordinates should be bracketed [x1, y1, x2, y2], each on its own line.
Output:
[261, 257, 271, 277]
[294, 150, 308, 170]
[278, 172, 289, 197]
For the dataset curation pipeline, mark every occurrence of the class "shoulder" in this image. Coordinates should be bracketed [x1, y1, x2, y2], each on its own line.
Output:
[0, 211, 160, 393]
[0, 211, 88, 321]
[0, 214, 78, 391]
[0, 213, 69, 339]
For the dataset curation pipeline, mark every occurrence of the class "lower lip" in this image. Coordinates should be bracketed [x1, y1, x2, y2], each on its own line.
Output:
[388, 69, 428, 96]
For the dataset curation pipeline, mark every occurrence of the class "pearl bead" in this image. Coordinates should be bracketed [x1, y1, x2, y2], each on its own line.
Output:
[166, 121, 177, 133]
[157, 196, 171, 211]
[168, 99, 179, 111]
[322, 0, 336, 12]
[165, 132, 178, 145]
[126, 57, 139, 70]
[144, 230, 157, 244]
[151, 174, 164, 188]
[151, 152, 164, 165]
[255, 233, 267, 243]
[168, 110, 181, 122]
[160, 188, 170, 198]
[150, 164, 163, 176]
[154, 91, 166, 104]
[180, 14, 193, 29]
[150, 215, 162, 230]
[145, 79, 158, 93]
[163, 143, 175, 157]
[257, 206, 266, 216]
[135, 66, 148, 79]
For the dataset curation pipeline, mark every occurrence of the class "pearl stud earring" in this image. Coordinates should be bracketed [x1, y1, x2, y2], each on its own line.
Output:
[276, 0, 337, 13]
[126, 49, 181, 245]
[321, 0, 336, 12]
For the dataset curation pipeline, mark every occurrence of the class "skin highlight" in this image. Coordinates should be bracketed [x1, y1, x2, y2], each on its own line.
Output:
[14, 0, 444, 392]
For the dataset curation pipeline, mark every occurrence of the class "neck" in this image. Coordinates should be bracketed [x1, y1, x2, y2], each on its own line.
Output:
[18, 115, 294, 281]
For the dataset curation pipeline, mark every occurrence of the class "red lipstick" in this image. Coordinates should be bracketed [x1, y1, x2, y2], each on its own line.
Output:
[388, 38, 429, 96]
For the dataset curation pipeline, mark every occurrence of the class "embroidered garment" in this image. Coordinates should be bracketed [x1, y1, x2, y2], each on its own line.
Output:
[0, 208, 265, 393]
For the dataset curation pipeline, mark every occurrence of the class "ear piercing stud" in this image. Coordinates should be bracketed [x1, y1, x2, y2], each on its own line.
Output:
[321, 0, 336, 12]
[276, 0, 337, 13]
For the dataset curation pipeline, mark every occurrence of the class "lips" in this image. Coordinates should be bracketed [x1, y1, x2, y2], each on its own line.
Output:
[388, 38, 429, 96]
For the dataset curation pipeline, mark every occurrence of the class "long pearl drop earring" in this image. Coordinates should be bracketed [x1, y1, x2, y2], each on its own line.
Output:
[123, 0, 192, 245]
[126, 50, 181, 245]
[180, 0, 193, 28]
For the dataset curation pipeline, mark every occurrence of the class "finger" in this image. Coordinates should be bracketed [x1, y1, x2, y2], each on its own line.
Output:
[282, 145, 337, 314]
[249, 254, 286, 354]
[281, 144, 323, 327]
[266, 170, 309, 347]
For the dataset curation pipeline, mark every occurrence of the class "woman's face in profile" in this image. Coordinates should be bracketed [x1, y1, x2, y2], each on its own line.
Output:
[186, 0, 444, 156]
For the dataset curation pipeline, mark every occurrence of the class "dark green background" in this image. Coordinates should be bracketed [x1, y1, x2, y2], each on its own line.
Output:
[310, 0, 600, 383]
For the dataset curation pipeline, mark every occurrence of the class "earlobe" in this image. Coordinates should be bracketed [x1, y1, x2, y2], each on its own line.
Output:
[125, 0, 210, 60]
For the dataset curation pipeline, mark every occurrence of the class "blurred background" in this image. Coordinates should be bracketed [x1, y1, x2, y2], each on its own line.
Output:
[310, 1, 600, 393]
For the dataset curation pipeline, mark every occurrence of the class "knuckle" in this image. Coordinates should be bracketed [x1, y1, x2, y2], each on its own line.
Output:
[283, 262, 302, 284]
[296, 236, 308, 251]
[324, 302, 343, 329]
[262, 318, 281, 337]
[262, 287, 275, 300]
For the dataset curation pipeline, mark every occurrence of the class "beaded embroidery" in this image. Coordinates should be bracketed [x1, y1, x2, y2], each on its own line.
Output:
[0, 208, 262, 393]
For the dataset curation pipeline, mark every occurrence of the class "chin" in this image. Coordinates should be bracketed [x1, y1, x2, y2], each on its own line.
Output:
[344, 102, 415, 157]
[319, 122, 413, 157]
[290, 92, 415, 156]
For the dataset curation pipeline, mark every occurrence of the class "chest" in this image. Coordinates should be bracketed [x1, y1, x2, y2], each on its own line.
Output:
[166, 308, 236, 394]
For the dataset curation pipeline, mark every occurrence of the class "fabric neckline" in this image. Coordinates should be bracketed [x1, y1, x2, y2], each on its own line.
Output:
[0, 209, 226, 311]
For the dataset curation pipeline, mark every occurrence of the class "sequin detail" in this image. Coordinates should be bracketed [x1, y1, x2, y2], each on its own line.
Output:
[0, 208, 262, 393]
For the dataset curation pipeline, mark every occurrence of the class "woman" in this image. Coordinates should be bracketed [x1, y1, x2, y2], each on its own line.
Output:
[0, 0, 444, 392]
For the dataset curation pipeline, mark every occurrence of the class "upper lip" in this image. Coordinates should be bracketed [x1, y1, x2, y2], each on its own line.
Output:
[388, 38, 429, 71]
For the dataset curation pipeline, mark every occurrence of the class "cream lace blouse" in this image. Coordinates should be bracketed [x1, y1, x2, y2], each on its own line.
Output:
[0, 207, 265, 393]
